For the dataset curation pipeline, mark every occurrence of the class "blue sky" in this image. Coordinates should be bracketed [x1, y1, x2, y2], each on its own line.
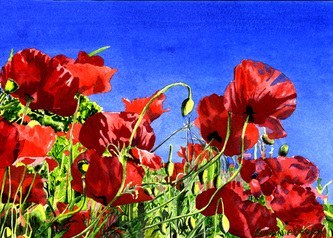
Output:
[1, 1, 332, 199]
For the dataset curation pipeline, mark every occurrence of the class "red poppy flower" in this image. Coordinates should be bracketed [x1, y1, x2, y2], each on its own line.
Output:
[79, 111, 162, 170]
[224, 60, 297, 139]
[0, 48, 79, 116]
[79, 112, 155, 155]
[0, 118, 20, 168]
[195, 94, 259, 156]
[122, 92, 169, 123]
[15, 124, 56, 158]
[71, 151, 151, 206]
[62, 210, 90, 238]
[240, 156, 319, 196]
[178, 143, 216, 169]
[131, 148, 162, 170]
[196, 181, 278, 237]
[0, 165, 46, 205]
[53, 51, 117, 96]
[269, 183, 325, 237]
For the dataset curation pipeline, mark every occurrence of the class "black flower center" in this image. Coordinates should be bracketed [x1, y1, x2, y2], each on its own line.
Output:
[251, 171, 259, 179]
[245, 105, 255, 123]
[207, 131, 222, 143]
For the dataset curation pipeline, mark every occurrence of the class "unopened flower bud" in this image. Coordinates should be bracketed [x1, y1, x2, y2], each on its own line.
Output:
[278, 143, 289, 157]
[181, 98, 194, 117]
[262, 134, 274, 145]
[77, 159, 89, 177]
[166, 162, 175, 177]
[4, 78, 18, 94]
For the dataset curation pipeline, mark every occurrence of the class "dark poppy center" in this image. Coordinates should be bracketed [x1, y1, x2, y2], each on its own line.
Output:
[245, 105, 255, 123]
[207, 131, 222, 143]
[251, 171, 259, 179]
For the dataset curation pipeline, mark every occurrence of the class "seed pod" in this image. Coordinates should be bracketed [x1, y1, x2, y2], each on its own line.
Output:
[181, 98, 194, 117]
[4, 78, 18, 94]
[278, 143, 289, 157]
[186, 217, 196, 230]
[262, 134, 274, 145]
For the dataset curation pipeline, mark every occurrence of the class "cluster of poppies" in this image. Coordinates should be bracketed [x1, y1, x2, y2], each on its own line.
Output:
[0, 48, 329, 237]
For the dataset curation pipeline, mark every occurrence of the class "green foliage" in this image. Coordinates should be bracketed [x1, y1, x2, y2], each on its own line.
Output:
[0, 94, 102, 131]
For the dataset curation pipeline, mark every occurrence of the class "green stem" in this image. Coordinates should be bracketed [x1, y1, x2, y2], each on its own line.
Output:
[67, 95, 81, 205]
[88, 46, 110, 57]
[128, 82, 192, 146]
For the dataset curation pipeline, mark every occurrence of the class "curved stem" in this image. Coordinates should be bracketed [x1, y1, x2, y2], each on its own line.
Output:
[128, 82, 192, 146]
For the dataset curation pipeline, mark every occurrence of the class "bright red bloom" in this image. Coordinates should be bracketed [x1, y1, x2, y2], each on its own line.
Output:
[0, 48, 79, 116]
[195, 94, 259, 156]
[79, 112, 155, 155]
[131, 148, 162, 170]
[196, 181, 278, 237]
[71, 151, 152, 206]
[269, 183, 325, 237]
[240, 156, 319, 196]
[79, 112, 162, 170]
[122, 92, 169, 123]
[0, 165, 46, 205]
[54, 51, 117, 96]
[224, 60, 297, 139]
[15, 123, 56, 158]
[0, 118, 20, 168]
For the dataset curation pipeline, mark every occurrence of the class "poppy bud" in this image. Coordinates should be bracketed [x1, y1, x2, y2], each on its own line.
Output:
[186, 217, 196, 230]
[181, 98, 194, 117]
[220, 214, 230, 233]
[77, 159, 89, 177]
[4, 78, 19, 94]
[262, 134, 274, 145]
[166, 162, 175, 177]
[278, 143, 289, 157]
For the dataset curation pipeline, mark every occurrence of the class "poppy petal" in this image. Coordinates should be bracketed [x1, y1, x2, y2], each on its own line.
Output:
[224, 60, 297, 125]
[131, 148, 162, 170]
[0, 118, 20, 168]
[122, 92, 169, 123]
[270, 183, 325, 235]
[79, 112, 155, 155]
[196, 94, 258, 156]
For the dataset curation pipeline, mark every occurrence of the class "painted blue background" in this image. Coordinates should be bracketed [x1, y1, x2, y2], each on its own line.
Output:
[1, 1, 332, 200]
